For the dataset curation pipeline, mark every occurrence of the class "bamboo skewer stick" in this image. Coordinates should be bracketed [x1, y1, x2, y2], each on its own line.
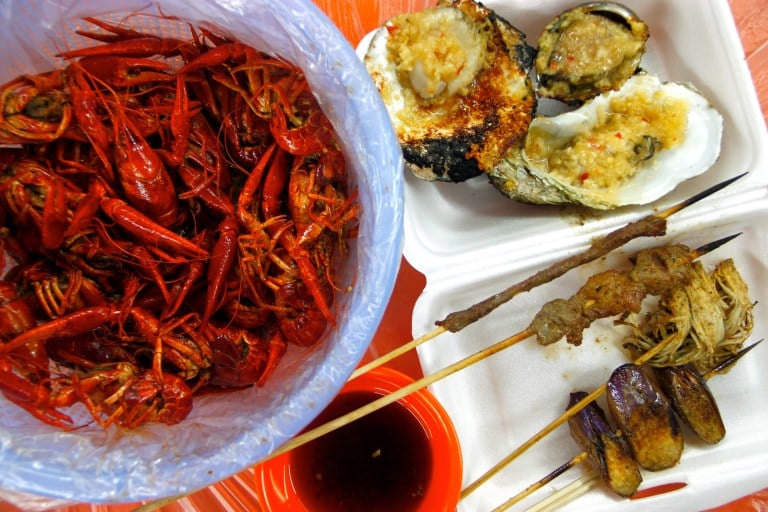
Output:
[350, 326, 446, 380]
[523, 474, 598, 512]
[351, 173, 747, 379]
[268, 328, 533, 461]
[459, 233, 743, 501]
[488, 451, 590, 512]
[460, 383, 610, 501]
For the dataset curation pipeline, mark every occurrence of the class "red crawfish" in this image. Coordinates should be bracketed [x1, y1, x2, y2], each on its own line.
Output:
[74, 362, 193, 428]
[207, 322, 286, 388]
[110, 100, 180, 228]
[0, 71, 72, 145]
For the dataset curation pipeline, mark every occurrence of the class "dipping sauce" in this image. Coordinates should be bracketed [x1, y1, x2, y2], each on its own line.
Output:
[290, 390, 433, 512]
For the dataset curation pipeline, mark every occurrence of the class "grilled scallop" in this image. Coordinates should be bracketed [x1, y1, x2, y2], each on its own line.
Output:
[363, 0, 536, 182]
[489, 72, 723, 209]
[535, 1, 650, 104]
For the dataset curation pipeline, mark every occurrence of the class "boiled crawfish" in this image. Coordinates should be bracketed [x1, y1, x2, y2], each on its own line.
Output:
[0, 17, 359, 429]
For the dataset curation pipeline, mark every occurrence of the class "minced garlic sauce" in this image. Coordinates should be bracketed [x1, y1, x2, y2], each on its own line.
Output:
[385, 7, 487, 104]
[548, 13, 644, 86]
[525, 89, 689, 189]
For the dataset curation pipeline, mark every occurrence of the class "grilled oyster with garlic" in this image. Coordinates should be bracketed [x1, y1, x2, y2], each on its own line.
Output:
[536, 2, 649, 104]
[489, 73, 723, 210]
[363, 0, 536, 182]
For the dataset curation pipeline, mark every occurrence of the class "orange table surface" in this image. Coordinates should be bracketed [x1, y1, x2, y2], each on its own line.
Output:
[4, 1, 766, 511]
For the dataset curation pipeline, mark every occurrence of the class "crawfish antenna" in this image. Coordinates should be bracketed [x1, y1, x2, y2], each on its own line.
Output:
[691, 232, 743, 258]
[705, 339, 764, 379]
[660, 172, 748, 219]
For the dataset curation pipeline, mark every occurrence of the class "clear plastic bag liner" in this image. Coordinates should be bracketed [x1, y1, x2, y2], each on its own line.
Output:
[0, 0, 404, 506]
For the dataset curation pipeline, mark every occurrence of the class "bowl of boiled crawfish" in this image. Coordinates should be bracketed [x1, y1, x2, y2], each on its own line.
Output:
[0, 0, 403, 504]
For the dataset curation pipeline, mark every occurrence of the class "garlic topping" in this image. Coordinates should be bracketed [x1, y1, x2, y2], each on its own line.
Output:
[386, 7, 488, 103]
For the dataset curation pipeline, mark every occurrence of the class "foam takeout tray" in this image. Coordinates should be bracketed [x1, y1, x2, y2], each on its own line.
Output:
[380, 0, 768, 510]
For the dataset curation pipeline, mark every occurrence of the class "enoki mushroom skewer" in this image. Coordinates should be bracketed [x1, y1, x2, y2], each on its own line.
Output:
[498, 340, 763, 512]
[267, 233, 739, 463]
[351, 173, 746, 380]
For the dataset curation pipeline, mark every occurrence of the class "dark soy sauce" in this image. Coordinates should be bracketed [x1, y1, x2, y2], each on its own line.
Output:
[291, 391, 433, 512]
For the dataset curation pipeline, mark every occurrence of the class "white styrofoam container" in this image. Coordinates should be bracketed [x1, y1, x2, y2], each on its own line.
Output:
[396, 0, 768, 510]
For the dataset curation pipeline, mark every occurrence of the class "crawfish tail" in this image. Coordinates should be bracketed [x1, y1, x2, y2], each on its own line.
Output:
[202, 216, 239, 328]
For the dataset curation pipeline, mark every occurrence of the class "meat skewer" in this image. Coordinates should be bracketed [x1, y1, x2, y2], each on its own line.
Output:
[493, 339, 763, 512]
[351, 173, 746, 380]
[266, 235, 739, 465]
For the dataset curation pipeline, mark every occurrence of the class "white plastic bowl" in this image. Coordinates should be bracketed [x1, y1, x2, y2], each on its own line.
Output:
[0, 0, 404, 503]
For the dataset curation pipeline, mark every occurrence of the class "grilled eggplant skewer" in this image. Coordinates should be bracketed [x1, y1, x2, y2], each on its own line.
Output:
[606, 364, 684, 471]
[654, 363, 725, 444]
[653, 340, 762, 445]
[567, 391, 642, 497]
[502, 341, 763, 511]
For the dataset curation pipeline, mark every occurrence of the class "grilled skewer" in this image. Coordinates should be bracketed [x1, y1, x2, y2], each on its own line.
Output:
[653, 340, 761, 445]
[351, 174, 746, 379]
[461, 238, 752, 499]
[654, 364, 725, 444]
[607, 364, 684, 471]
[270, 235, 740, 468]
[568, 391, 642, 496]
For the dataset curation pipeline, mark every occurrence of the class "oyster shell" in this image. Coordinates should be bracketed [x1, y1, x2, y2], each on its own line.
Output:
[363, 0, 536, 182]
[536, 1, 649, 104]
[489, 73, 723, 210]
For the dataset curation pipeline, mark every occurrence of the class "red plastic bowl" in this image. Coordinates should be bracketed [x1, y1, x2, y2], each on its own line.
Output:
[254, 366, 462, 511]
